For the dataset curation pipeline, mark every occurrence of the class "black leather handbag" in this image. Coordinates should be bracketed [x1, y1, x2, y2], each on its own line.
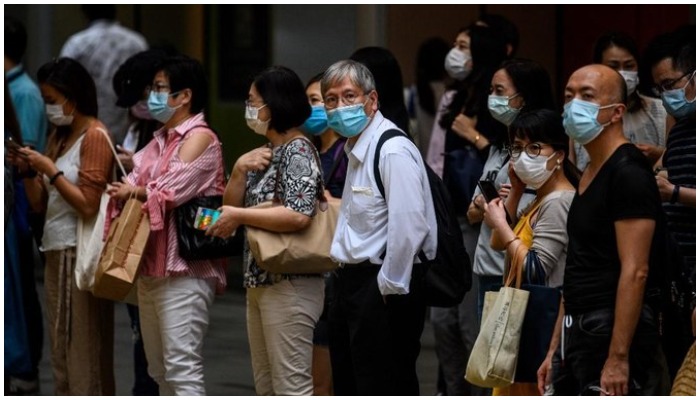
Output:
[175, 196, 243, 261]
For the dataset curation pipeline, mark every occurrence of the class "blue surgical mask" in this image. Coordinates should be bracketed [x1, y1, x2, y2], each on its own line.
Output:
[562, 99, 618, 145]
[147, 91, 182, 124]
[661, 71, 696, 119]
[301, 105, 329, 136]
[488, 93, 521, 126]
[327, 102, 370, 138]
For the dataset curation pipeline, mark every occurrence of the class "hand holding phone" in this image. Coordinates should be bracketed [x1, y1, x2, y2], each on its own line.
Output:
[478, 180, 512, 225]
[194, 207, 221, 230]
[5, 138, 28, 159]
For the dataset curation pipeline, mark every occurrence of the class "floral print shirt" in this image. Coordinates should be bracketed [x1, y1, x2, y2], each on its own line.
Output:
[243, 137, 322, 288]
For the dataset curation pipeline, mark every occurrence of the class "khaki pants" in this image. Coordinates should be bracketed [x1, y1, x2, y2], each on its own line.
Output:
[247, 277, 325, 395]
[44, 249, 114, 395]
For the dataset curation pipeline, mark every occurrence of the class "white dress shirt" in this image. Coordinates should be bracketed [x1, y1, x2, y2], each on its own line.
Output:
[330, 111, 438, 295]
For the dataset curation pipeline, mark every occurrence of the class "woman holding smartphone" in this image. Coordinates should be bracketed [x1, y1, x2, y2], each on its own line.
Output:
[483, 109, 578, 395]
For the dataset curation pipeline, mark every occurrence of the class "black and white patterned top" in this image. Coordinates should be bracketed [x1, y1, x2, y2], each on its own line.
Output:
[243, 138, 323, 288]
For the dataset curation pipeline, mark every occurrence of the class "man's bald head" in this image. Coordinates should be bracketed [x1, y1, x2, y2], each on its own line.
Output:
[568, 64, 627, 105]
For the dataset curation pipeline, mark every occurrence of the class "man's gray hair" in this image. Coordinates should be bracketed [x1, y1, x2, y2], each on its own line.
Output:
[321, 60, 375, 96]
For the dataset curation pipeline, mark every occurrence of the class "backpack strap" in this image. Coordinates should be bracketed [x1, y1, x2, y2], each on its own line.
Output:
[373, 129, 411, 199]
[372, 129, 430, 263]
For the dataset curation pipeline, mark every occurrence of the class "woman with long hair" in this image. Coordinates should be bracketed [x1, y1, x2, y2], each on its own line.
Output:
[9, 57, 115, 395]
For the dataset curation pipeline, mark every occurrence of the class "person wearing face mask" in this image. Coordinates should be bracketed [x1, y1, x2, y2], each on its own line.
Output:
[110, 48, 170, 397]
[541, 64, 669, 396]
[647, 26, 696, 383]
[470, 58, 554, 320]
[482, 110, 577, 396]
[112, 49, 171, 176]
[301, 72, 347, 396]
[207, 66, 324, 395]
[6, 57, 116, 395]
[106, 55, 227, 396]
[572, 32, 667, 170]
[434, 58, 553, 396]
[320, 60, 437, 395]
[303, 73, 348, 199]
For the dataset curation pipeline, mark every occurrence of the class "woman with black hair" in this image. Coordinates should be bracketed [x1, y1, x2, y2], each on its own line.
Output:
[107, 55, 227, 395]
[350, 46, 411, 134]
[483, 109, 578, 396]
[9, 57, 115, 395]
[572, 32, 667, 170]
[208, 66, 324, 395]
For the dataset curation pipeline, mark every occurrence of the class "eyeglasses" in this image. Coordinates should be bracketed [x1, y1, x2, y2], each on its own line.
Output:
[652, 71, 696, 96]
[147, 83, 171, 93]
[506, 143, 552, 159]
[323, 91, 367, 110]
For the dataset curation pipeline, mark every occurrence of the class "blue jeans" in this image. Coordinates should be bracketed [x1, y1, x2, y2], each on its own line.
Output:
[551, 305, 670, 395]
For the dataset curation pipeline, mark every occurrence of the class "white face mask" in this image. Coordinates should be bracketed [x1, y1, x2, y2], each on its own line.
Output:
[512, 152, 559, 189]
[444, 47, 472, 81]
[46, 101, 74, 126]
[245, 104, 269, 135]
[618, 70, 639, 96]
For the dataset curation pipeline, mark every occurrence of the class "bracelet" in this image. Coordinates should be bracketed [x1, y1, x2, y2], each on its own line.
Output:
[473, 134, 480, 144]
[670, 185, 680, 204]
[49, 170, 64, 185]
[504, 236, 519, 248]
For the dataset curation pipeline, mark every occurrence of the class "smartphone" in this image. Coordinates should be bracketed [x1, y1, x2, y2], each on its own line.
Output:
[478, 180, 512, 225]
[193, 207, 221, 230]
[5, 138, 27, 158]
[478, 180, 500, 203]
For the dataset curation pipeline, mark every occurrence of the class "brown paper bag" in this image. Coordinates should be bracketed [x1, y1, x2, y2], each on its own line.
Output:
[93, 197, 150, 302]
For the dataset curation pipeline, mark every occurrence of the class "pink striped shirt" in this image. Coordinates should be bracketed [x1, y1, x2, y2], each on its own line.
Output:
[107, 113, 227, 293]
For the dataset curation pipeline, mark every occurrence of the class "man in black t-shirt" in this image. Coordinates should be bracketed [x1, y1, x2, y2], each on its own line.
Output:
[539, 65, 669, 396]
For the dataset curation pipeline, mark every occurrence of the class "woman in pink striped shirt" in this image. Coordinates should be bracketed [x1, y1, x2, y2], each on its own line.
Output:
[107, 56, 226, 396]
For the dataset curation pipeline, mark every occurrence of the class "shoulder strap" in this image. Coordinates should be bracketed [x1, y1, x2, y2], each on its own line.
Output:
[373, 129, 411, 199]
[95, 127, 127, 178]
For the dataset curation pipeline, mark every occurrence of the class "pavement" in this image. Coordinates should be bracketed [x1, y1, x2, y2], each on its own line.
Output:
[35, 261, 440, 396]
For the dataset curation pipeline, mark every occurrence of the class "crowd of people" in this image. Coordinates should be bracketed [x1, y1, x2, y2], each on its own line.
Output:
[4, 5, 695, 397]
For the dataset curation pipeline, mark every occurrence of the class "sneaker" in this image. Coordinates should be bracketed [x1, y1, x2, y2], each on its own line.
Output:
[8, 376, 40, 395]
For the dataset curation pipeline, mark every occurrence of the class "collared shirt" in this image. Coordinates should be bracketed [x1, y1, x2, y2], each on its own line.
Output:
[60, 20, 148, 143]
[331, 111, 438, 295]
[6, 65, 48, 152]
[106, 113, 227, 293]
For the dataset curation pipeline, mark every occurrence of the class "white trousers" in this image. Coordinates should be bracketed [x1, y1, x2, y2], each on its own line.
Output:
[138, 276, 215, 396]
[247, 277, 325, 395]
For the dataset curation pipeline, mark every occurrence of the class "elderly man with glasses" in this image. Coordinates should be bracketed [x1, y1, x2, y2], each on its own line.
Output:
[321, 60, 438, 395]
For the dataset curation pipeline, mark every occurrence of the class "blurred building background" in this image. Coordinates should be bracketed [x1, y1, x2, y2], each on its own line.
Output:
[6, 4, 694, 166]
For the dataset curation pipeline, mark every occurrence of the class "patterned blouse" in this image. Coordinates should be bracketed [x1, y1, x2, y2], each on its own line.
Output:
[243, 137, 323, 288]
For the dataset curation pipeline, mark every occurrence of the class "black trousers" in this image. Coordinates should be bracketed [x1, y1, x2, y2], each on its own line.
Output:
[551, 305, 670, 395]
[328, 263, 426, 395]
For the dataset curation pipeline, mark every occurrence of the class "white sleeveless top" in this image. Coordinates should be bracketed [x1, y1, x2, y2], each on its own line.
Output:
[40, 135, 85, 252]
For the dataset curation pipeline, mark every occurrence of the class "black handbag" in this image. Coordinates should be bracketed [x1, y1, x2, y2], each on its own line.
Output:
[514, 252, 561, 383]
[175, 195, 243, 261]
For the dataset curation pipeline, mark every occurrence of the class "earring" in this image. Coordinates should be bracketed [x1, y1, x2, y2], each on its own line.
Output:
[555, 158, 562, 170]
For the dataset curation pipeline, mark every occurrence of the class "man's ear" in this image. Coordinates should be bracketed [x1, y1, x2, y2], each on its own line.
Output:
[368, 90, 379, 112]
[611, 102, 627, 124]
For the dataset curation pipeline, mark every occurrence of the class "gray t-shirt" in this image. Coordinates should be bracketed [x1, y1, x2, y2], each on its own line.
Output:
[526, 190, 575, 288]
[472, 146, 535, 276]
